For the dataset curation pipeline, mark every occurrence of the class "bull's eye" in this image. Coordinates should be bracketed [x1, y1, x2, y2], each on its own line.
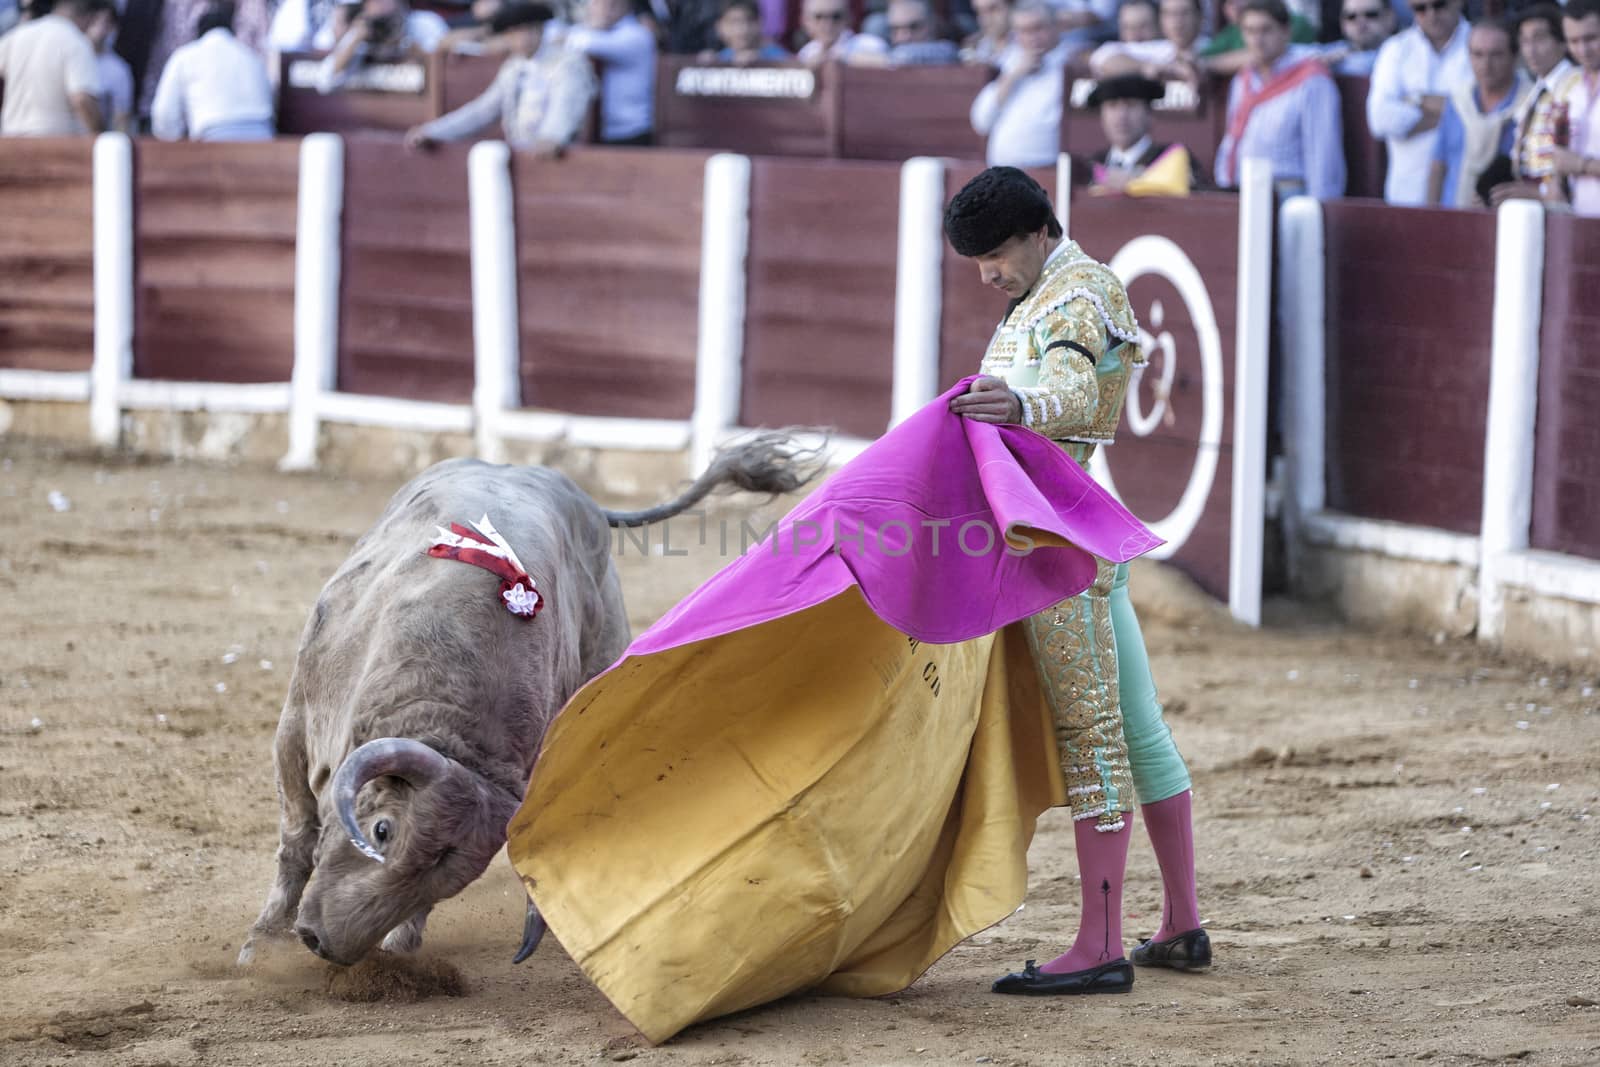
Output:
[372, 819, 392, 846]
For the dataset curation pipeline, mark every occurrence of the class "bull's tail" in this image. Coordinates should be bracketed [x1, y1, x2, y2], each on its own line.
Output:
[602, 430, 829, 528]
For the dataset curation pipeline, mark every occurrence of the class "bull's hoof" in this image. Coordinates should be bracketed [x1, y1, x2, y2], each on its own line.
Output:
[381, 924, 424, 955]
[236, 941, 257, 967]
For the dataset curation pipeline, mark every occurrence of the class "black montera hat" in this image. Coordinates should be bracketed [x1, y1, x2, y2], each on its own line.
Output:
[942, 167, 1062, 258]
[490, 1, 555, 32]
[1086, 73, 1164, 107]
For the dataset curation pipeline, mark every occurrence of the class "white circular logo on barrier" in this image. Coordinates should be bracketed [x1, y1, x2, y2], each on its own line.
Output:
[1091, 236, 1224, 559]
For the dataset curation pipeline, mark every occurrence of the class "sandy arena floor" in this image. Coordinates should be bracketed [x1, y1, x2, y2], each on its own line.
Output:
[1, 439, 1597, 1067]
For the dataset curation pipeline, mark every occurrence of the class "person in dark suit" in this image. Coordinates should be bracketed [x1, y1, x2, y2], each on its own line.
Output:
[1077, 72, 1205, 192]
[1075, 73, 1203, 192]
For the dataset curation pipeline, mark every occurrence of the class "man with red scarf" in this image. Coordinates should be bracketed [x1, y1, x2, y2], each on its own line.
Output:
[1213, 0, 1346, 200]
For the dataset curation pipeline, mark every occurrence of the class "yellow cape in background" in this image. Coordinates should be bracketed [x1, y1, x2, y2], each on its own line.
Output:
[505, 588, 1066, 1043]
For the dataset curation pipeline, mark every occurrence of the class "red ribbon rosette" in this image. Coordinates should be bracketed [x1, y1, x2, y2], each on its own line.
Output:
[425, 514, 544, 620]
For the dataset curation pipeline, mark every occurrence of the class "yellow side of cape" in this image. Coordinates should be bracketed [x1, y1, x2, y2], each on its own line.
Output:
[506, 588, 1067, 1043]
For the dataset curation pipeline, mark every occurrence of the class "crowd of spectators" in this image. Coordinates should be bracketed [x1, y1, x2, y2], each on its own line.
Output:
[0, 0, 1596, 213]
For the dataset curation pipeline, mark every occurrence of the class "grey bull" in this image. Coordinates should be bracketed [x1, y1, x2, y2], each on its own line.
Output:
[238, 436, 821, 967]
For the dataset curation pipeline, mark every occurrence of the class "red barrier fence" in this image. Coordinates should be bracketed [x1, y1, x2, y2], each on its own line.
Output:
[338, 137, 476, 402]
[513, 147, 706, 420]
[0, 139, 94, 374]
[739, 156, 900, 439]
[133, 140, 300, 384]
[1322, 202, 1496, 536]
[1531, 213, 1600, 561]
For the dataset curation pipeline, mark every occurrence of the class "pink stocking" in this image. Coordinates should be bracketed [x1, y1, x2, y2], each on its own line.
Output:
[1141, 790, 1201, 940]
[1039, 814, 1132, 974]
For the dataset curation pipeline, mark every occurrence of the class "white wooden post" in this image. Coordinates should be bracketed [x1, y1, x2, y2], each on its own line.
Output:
[281, 133, 344, 472]
[1054, 153, 1072, 237]
[1478, 199, 1546, 643]
[469, 141, 519, 463]
[1277, 194, 1325, 585]
[91, 132, 134, 448]
[1228, 158, 1273, 627]
[890, 156, 944, 428]
[691, 153, 751, 473]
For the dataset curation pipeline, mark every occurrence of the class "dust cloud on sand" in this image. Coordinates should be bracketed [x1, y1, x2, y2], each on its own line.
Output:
[1, 442, 1598, 1066]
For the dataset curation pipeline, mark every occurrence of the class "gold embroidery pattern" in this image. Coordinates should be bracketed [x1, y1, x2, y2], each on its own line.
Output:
[1024, 559, 1133, 831]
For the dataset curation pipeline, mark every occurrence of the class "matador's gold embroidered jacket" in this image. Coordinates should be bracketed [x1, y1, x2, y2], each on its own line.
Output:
[977, 240, 1143, 465]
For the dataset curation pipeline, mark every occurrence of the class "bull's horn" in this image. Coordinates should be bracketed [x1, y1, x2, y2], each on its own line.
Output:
[330, 737, 452, 864]
[513, 900, 548, 964]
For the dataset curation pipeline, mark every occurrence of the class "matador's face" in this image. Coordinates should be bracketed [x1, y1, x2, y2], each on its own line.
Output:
[972, 229, 1052, 299]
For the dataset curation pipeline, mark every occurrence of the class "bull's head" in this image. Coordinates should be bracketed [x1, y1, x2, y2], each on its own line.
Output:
[293, 737, 519, 966]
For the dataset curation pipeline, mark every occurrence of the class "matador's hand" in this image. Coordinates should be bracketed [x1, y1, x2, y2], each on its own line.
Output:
[948, 375, 1021, 423]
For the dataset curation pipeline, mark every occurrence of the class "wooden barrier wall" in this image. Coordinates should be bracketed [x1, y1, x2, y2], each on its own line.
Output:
[0, 139, 95, 373]
[1530, 214, 1600, 561]
[1322, 203, 1496, 535]
[133, 140, 299, 383]
[739, 156, 901, 439]
[338, 137, 476, 401]
[512, 147, 706, 419]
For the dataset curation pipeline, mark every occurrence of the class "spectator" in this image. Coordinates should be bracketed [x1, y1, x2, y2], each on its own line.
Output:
[1106, 0, 1157, 50]
[437, 0, 510, 54]
[880, 0, 960, 63]
[702, 0, 790, 60]
[1048, 0, 1119, 61]
[86, 1, 133, 132]
[316, 0, 448, 92]
[961, 0, 1012, 66]
[654, 0, 723, 54]
[1327, 0, 1394, 75]
[405, 2, 593, 155]
[1200, 0, 1316, 75]
[0, 0, 105, 136]
[1366, 0, 1468, 205]
[1214, 0, 1345, 198]
[268, 0, 335, 52]
[151, 2, 275, 140]
[1079, 71, 1203, 189]
[795, 0, 888, 65]
[1091, 0, 1204, 83]
[565, 0, 656, 144]
[146, 0, 270, 119]
[970, 0, 1070, 166]
[1492, 4, 1573, 202]
[1548, 0, 1600, 216]
[1427, 19, 1527, 206]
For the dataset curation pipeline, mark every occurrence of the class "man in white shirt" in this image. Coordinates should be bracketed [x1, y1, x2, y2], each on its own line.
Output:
[795, 0, 889, 66]
[316, 0, 448, 93]
[564, 0, 655, 144]
[0, 0, 105, 136]
[151, 2, 275, 141]
[1549, 0, 1600, 216]
[1365, 0, 1469, 205]
[405, 2, 594, 157]
[1090, 0, 1205, 84]
[971, 0, 1070, 167]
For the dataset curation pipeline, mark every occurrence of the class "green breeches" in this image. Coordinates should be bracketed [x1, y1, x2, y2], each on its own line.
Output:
[1025, 560, 1192, 831]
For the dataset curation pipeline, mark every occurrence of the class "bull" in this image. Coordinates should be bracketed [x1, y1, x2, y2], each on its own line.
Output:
[237, 436, 819, 968]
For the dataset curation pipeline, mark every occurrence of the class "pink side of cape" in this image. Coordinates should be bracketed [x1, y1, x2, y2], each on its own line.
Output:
[627, 378, 1164, 653]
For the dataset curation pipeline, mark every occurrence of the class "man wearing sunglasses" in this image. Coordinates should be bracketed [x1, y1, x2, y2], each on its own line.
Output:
[795, 0, 888, 66]
[1366, 0, 1469, 205]
[1329, 0, 1394, 76]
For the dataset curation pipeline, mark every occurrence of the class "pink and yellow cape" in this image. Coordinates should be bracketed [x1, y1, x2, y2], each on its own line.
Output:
[506, 380, 1162, 1042]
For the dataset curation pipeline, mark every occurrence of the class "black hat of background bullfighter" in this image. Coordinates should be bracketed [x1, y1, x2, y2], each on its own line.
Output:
[943, 166, 1063, 259]
[1086, 73, 1164, 107]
